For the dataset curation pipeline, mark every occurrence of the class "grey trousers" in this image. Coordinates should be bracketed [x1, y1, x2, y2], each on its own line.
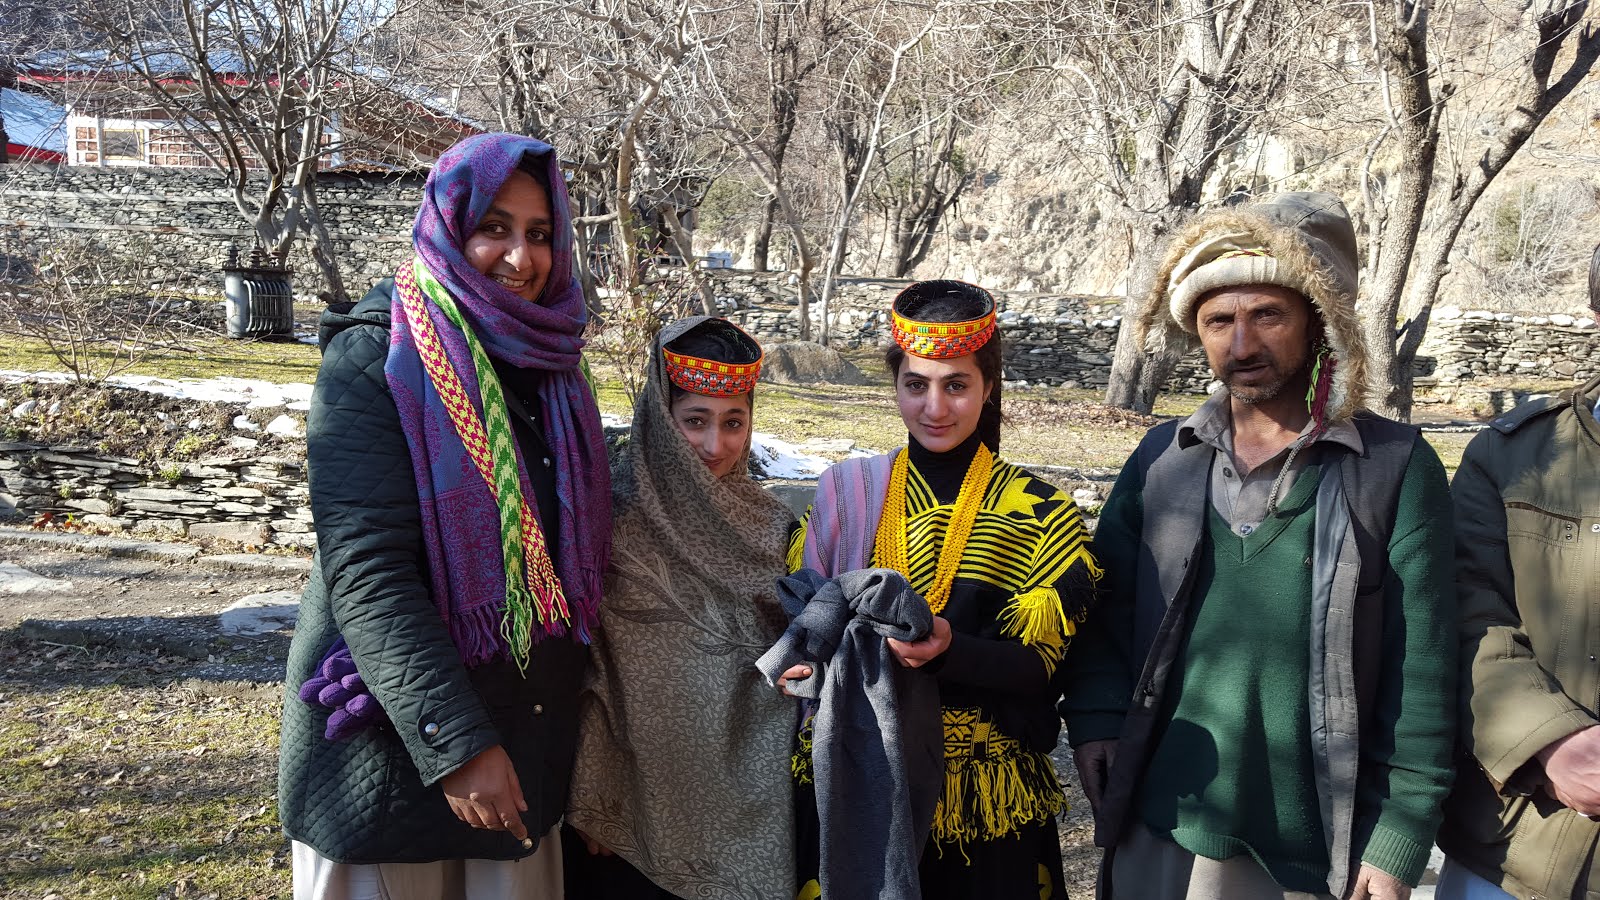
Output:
[1110, 824, 1336, 900]
[292, 824, 563, 900]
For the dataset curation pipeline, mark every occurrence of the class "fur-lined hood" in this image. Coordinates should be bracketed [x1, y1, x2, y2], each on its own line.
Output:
[1135, 191, 1368, 423]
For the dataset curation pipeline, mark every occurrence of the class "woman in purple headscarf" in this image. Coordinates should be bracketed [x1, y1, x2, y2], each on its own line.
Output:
[278, 133, 611, 899]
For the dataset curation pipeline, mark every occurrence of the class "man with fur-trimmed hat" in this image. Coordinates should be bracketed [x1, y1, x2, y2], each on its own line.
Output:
[1433, 243, 1600, 900]
[1059, 192, 1456, 899]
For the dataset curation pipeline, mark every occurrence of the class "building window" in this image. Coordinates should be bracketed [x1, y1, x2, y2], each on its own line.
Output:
[101, 128, 144, 161]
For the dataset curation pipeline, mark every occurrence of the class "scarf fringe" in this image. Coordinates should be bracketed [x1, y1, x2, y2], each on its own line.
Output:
[932, 745, 1065, 851]
[455, 604, 516, 669]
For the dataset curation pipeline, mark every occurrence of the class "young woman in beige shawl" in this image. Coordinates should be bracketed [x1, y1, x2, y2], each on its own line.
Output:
[565, 316, 798, 899]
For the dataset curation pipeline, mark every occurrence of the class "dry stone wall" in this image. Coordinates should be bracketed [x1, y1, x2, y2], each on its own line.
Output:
[5, 162, 1597, 389]
[0, 442, 314, 549]
[1418, 308, 1600, 383]
[710, 272, 1600, 390]
[712, 270, 1213, 392]
[0, 163, 422, 297]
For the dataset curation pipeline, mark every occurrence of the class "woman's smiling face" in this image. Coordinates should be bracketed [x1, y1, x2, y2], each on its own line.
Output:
[669, 391, 751, 478]
[463, 168, 553, 303]
[894, 352, 989, 453]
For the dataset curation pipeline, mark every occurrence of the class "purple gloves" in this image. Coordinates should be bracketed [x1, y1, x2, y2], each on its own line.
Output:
[298, 638, 388, 740]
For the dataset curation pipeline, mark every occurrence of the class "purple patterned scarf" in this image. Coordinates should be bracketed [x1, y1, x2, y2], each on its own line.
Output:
[385, 133, 611, 660]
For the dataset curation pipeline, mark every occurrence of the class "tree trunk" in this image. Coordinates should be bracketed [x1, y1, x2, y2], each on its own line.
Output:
[1104, 215, 1176, 411]
[661, 206, 717, 316]
[751, 197, 777, 271]
[300, 178, 348, 303]
[1385, 0, 1600, 419]
[571, 220, 605, 319]
[1361, 6, 1437, 420]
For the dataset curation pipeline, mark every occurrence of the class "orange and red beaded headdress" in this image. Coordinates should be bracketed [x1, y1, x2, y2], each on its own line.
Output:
[663, 319, 764, 397]
[890, 280, 998, 359]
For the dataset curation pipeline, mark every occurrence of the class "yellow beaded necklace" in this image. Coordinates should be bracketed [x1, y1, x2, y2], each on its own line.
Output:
[872, 443, 993, 614]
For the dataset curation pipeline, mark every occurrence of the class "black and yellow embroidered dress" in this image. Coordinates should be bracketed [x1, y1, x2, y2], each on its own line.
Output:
[788, 432, 1099, 900]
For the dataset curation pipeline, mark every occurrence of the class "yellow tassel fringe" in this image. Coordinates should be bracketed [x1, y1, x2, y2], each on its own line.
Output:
[931, 745, 1066, 850]
[999, 585, 1075, 675]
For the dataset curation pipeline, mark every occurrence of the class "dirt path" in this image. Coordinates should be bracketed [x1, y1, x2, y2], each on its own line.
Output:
[0, 531, 1110, 898]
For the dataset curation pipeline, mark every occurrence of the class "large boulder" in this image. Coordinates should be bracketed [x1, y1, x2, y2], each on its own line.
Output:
[759, 341, 870, 386]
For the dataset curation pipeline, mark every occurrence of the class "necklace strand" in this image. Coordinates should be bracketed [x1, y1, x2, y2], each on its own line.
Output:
[873, 443, 993, 614]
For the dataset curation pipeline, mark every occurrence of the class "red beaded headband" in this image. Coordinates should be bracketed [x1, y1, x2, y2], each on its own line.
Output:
[663, 323, 764, 397]
[890, 281, 998, 359]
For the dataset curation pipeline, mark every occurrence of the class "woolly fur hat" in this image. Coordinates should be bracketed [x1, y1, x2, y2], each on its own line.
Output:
[1136, 191, 1369, 422]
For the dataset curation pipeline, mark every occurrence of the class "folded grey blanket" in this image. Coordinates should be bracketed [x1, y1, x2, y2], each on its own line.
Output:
[756, 567, 943, 900]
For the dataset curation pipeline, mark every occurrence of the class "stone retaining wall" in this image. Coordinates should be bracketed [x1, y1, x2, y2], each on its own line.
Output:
[0, 442, 314, 549]
[711, 270, 1214, 391]
[1417, 309, 1600, 383]
[709, 272, 1600, 391]
[5, 162, 1597, 389]
[0, 163, 422, 298]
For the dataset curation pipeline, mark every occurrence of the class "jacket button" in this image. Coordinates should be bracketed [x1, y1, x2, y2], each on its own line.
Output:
[533, 704, 544, 715]
[542, 457, 552, 468]
[423, 722, 440, 737]
[1591, 524, 1599, 533]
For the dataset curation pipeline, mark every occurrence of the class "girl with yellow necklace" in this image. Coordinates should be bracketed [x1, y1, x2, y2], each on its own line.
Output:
[783, 280, 1103, 900]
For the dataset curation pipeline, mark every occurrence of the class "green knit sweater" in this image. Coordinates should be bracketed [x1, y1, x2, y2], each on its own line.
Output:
[1125, 440, 1455, 889]
[1138, 470, 1328, 891]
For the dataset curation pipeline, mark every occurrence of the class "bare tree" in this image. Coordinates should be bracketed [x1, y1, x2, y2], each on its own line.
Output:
[59, 0, 402, 302]
[813, 2, 949, 344]
[865, 64, 979, 278]
[0, 235, 197, 383]
[986, 0, 1320, 411]
[481, 0, 729, 316]
[691, 0, 837, 338]
[0, 0, 100, 168]
[747, 0, 829, 273]
[1361, 0, 1600, 418]
[1480, 179, 1599, 298]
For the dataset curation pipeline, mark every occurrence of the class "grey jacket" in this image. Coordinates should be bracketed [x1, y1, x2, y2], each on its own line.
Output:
[756, 567, 943, 900]
[1093, 412, 1435, 898]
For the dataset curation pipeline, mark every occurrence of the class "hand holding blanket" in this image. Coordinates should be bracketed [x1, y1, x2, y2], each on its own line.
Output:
[756, 567, 943, 900]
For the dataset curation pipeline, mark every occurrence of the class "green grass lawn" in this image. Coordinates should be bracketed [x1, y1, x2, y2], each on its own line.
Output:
[0, 637, 285, 899]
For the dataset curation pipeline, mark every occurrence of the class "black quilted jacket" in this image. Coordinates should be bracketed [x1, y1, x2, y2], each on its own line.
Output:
[277, 281, 589, 863]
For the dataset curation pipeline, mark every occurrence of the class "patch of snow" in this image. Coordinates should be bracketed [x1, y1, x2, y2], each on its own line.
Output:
[0, 562, 74, 594]
[0, 371, 854, 483]
[219, 590, 301, 636]
[265, 415, 302, 438]
[0, 371, 315, 411]
[750, 432, 835, 479]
